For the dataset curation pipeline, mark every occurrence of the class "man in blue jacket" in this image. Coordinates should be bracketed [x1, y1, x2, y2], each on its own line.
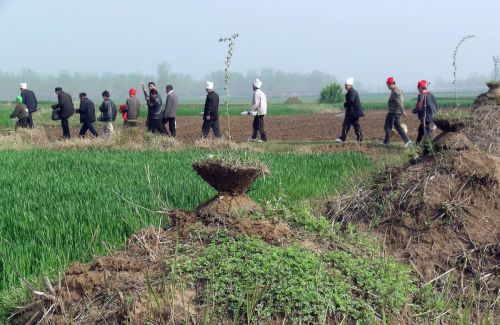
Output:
[335, 77, 364, 143]
[99, 90, 117, 135]
[147, 89, 167, 134]
[76, 93, 98, 138]
[412, 80, 438, 145]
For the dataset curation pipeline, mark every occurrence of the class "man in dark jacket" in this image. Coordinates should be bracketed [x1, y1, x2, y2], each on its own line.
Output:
[163, 85, 178, 137]
[413, 80, 438, 145]
[142, 81, 157, 129]
[147, 89, 167, 134]
[335, 77, 363, 143]
[201, 82, 221, 138]
[20, 83, 38, 128]
[99, 90, 117, 135]
[383, 77, 411, 146]
[52, 87, 74, 139]
[76, 93, 98, 138]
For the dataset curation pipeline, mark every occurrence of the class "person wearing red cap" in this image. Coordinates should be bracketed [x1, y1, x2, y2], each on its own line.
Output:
[125, 88, 141, 127]
[412, 80, 438, 145]
[384, 77, 411, 147]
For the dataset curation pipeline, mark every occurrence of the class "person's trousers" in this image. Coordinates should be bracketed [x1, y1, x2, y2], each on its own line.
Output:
[383, 113, 409, 144]
[251, 115, 267, 141]
[79, 122, 98, 138]
[149, 119, 167, 135]
[163, 117, 176, 137]
[61, 117, 70, 139]
[340, 117, 362, 142]
[416, 121, 432, 144]
[102, 122, 114, 135]
[28, 112, 34, 128]
[15, 118, 29, 130]
[201, 119, 221, 138]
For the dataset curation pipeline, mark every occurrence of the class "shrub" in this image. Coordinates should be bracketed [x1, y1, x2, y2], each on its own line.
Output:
[283, 96, 303, 105]
[319, 82, 343, 104]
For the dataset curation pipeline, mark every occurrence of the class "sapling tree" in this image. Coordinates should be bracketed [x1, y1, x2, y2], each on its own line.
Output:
[493, 56, 499, 81]
[219, 33, 239, 140]
[452, 35, 475, 107]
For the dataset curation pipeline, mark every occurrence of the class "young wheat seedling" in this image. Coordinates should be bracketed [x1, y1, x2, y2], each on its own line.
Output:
[219, 33, 239, 140]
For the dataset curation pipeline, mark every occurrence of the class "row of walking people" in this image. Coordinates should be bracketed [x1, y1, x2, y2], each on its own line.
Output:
[11, 78, 268, 141]
[11, 77, 435, 144]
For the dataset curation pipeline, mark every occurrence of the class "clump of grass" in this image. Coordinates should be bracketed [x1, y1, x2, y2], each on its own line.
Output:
[492, 56, 499, 81]
[433, 110, 472, 121]
[180, 236, 415, 324]
[452, 35, 476, 107]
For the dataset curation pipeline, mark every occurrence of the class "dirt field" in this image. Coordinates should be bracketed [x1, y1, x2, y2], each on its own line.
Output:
[43, 110, 422, 143]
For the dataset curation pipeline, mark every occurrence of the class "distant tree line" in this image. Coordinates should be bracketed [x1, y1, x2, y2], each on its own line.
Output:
[0, 62, 337, 101]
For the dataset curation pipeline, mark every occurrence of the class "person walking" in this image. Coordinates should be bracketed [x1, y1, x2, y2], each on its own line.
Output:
[20, 83, 38, 128]
[98, 90, 117, 135]
[142, 82, 157, 130]
[249, 78, 268, 142]
[52, 87, 74, 139]
[76, 93, 98, 138]
[163, 85, 178, 137]
[10, 96, 30, 130]
[201, 81, 221, 139]
[413, 80, 438, 145]
[383, 77, 411, 147]
[125, 88, 141, 126]
[147, 89, 167, 134]
[335, 77, 364, 143]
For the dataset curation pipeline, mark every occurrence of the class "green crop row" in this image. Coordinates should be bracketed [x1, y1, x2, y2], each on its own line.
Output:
[0, 148, 373, 318]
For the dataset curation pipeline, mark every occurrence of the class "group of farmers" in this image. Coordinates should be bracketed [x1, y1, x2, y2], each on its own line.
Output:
[11, 76, 436, 145]
[333, 77, 437, 146]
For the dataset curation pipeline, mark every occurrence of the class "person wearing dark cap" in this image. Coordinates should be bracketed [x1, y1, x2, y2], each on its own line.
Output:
[383, 77, 411, 147]
[52, 87, 74, 139]
[142, 82, 157, 130]
[413, 80, 438, 145]
[76, 93, 98, 138]
[146, 89, 167, 134]
[99, 90, 117, 135]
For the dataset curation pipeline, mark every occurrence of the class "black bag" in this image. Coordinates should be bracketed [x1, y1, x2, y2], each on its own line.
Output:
[51, 109, 61, 121]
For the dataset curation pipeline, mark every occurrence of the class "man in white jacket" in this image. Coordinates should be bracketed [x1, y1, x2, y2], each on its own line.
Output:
[249, 78, 268, 142]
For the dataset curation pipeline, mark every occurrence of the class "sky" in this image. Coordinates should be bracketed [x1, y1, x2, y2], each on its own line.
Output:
[0, 0, 498, 89]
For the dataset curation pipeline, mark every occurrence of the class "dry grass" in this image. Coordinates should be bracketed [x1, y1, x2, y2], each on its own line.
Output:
[0, 128, 183, 151]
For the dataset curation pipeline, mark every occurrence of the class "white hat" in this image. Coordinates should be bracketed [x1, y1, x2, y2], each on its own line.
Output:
[20, 83, 27, 89]
[206, 81, 214, 90]
[253, 78, 263, 88]
[345, 77, 354, 86]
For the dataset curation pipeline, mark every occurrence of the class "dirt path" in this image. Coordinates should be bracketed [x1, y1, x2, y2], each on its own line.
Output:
[43, 111, 422, 143]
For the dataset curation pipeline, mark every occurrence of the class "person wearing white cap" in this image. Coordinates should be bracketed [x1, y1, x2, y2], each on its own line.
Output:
[201, 81, 221, 138]
[248, 78, 268, 142]
[19, 83, 38, 128]
[335, 77, 364, 143]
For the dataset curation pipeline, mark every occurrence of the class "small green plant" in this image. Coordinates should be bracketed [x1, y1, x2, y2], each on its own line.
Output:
[319, 82, 343, 104]
[433, 110, 471, 121]
[219, 33, 239, 140]
[452, 35, 475, 107]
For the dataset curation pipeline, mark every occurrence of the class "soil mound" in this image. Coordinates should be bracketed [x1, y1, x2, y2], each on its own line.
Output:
[433, 131, 473, 151]
[466, 82, 500, 155]
[327, 147, 500, 307]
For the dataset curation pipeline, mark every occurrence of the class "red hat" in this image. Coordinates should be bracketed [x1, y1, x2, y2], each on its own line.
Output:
[129, 88, 137, 96]
[386, 77, 395, 85]
[417, 80, 428, 88]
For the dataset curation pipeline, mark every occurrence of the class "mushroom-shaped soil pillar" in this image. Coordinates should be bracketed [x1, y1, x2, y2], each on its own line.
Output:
[192, 159, 270, 220]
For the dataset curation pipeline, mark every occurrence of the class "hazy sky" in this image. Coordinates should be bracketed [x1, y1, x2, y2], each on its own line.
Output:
[0, 0, 498, 89]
